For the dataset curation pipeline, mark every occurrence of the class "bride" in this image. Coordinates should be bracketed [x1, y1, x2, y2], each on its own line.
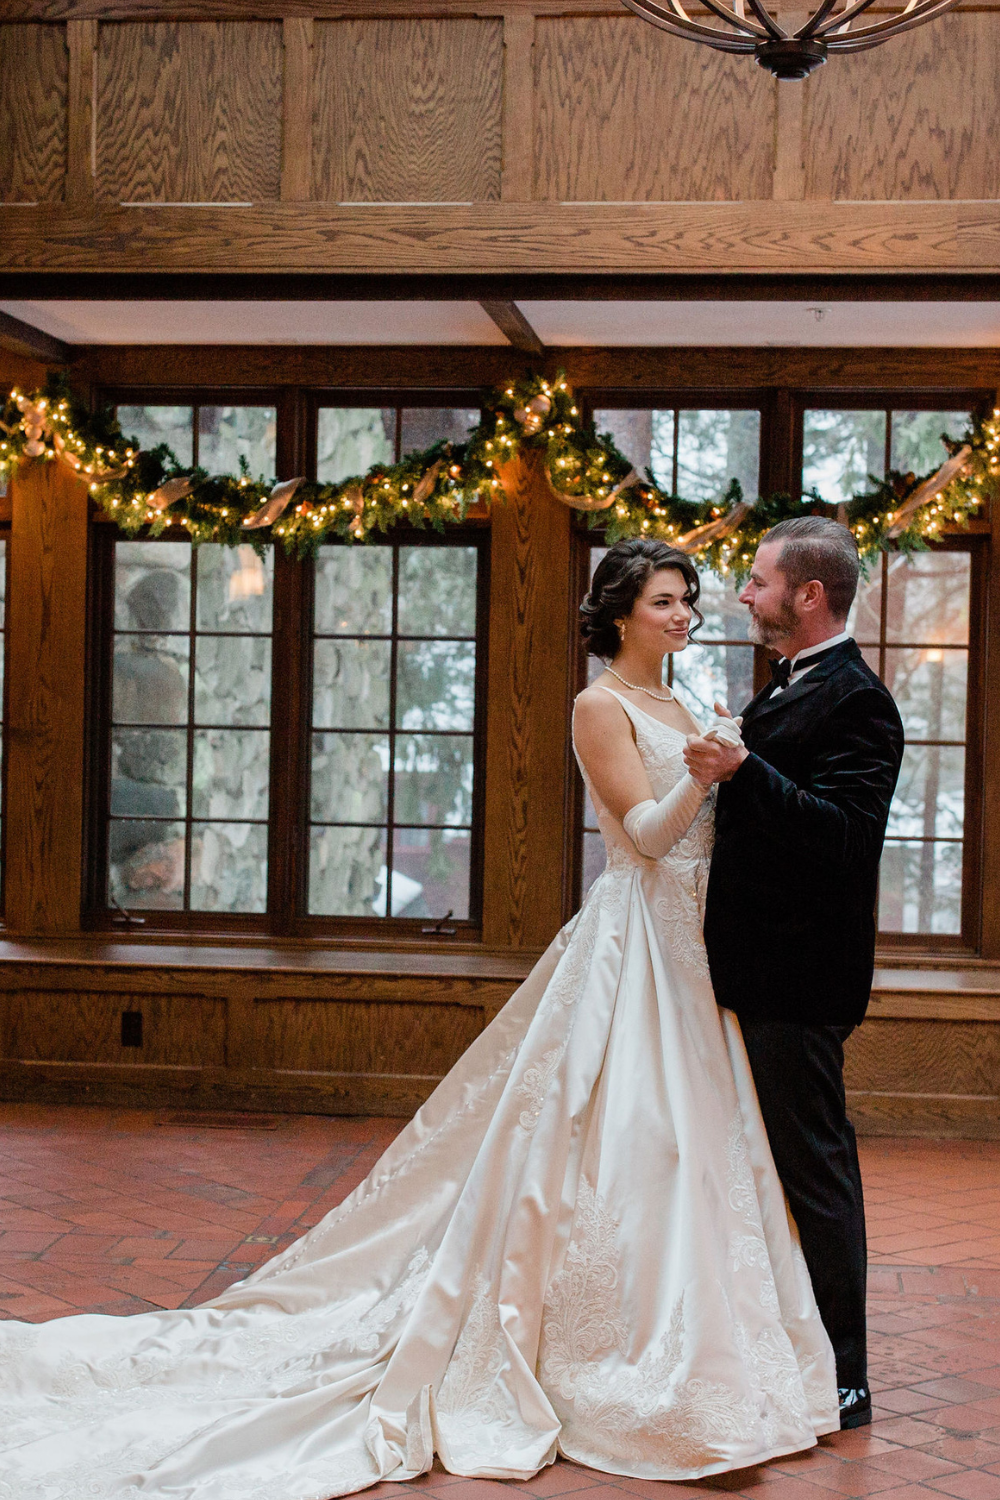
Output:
[0, 538, 838, 1498]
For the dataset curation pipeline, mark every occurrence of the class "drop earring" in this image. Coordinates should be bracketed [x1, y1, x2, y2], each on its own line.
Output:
[617, 620, 627, 644]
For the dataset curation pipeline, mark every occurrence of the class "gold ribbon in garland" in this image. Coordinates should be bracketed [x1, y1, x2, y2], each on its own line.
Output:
[0, 372, 993, 584]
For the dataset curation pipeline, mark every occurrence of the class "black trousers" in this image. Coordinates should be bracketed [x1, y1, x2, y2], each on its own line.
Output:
[738, 1018, 867, 1389]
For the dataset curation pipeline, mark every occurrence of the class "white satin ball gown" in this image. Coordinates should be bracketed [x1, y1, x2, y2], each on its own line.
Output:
[0, 687, 838, 1499]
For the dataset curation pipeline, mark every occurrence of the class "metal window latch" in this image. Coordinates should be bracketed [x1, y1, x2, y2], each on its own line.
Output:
[421, 910, 456, 936]
[110, 893, 146, 926]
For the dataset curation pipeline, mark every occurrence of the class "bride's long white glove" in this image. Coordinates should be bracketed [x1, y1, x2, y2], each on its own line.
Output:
[622, 709, 744, 859]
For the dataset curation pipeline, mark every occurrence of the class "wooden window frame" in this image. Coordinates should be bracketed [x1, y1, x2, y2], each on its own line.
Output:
[84, 386, 491, 943]
[793, 389, 991, 954]
[0, 528, 9, 922]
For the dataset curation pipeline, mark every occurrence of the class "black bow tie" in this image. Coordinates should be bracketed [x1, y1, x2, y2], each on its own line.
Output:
[770, 641, 846, 691]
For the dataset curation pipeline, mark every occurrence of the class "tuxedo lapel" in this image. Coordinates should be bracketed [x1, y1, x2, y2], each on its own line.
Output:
[739, 680, 778, 727]
[744, 640, 861, 727]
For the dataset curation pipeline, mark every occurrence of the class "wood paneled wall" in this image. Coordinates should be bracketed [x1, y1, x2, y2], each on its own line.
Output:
[312, 19, 503, 203]
[803, 15, 1000, 203]
[533, 16, 776, 203]
[0, 25, 67, 203]
[0, 953, 529, 1115]
[5, 463, 89, 937]
[97, 22, 283, 203]
[0, 953, 998, 1134]
[3, 6, 1000, 213]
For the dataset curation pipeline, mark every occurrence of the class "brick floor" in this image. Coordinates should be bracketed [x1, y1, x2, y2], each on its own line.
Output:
[2, 1110, 1000, 1495]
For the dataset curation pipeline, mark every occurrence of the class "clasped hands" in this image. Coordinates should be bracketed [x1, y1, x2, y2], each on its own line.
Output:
[683, 703, 748, 788]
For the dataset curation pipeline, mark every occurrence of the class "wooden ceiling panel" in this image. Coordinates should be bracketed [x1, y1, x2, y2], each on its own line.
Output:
[533, 16, 776, 204]
[804, 14, 1000, 203]
[0, 24, 67, 204]
[312, 18, 503, 204]
[96, 21, 283, 204]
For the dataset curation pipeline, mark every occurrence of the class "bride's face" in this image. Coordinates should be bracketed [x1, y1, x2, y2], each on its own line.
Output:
[622, 567, 693, 657]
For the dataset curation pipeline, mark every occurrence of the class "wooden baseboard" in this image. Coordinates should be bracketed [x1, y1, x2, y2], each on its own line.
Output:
[849, 1091, 1000, 1140]
[0, 1060, 439, 1116]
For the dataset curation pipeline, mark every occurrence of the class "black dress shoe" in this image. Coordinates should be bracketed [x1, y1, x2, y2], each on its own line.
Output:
[839, 1387, 872, 1429]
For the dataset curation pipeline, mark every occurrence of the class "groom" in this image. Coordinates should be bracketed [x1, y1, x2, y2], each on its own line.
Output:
[684, 516, 904, 1431]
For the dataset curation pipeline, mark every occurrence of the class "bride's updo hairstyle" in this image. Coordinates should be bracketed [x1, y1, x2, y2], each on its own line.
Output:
[580, 537, 703, 661]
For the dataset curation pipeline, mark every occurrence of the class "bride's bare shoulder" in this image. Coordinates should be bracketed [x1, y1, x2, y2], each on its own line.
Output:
[574, 683, 630, 736]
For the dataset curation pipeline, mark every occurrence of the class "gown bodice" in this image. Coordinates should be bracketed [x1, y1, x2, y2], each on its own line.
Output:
[574, 686, 716, 891]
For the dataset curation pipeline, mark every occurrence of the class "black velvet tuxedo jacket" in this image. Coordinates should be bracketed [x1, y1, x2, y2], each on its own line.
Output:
[704, 639, 904, 1028]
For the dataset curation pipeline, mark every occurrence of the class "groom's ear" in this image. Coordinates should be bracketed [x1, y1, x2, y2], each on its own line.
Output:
[798, 579, 826, 613]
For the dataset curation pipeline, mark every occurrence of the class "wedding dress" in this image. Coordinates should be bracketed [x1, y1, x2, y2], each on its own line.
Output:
[0, 689, 838, 1499]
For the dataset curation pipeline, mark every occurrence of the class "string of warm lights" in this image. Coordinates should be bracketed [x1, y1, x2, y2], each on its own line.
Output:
[1, 373, 993, 581]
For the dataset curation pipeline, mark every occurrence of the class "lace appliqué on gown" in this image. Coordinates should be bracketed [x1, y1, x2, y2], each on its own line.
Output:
[539, 1183, 759, 1474]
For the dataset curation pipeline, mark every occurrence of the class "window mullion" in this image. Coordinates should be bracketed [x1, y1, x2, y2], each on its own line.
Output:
[183, 545, 197, 911]
[385, 545, 400, 916]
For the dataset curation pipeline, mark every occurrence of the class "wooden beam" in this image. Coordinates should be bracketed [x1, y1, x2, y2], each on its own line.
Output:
[6, 462, 90, 936]
[66, 18, 97, 204]
[281, 17, 313, 202]
[70, 342, 1000, 393]
[2, 201, 998, 275]
[479, 298, 544, 354]
[0, 309, 73, 365]
[6, 270, 1000, 302]
[500, 13, 534, 202]
[10, 0, 1000, 15]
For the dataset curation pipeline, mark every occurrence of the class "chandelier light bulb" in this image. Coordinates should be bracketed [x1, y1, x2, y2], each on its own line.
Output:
[621, 0, 960, 78]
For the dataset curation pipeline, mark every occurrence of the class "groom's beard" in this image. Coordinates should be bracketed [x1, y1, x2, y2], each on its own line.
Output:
[746, 593, 800, 648]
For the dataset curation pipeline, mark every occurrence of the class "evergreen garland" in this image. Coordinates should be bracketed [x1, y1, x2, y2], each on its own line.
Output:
[1, 371, 993, 582]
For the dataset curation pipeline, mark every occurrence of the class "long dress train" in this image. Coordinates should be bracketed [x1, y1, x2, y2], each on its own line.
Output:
[0, 690, 838, 1498]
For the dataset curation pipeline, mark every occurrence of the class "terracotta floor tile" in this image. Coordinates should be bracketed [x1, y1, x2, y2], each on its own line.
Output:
[820, 1436, 903, 1460]
[716, 1476, 840, 1499]
[876, 1391, 949, 1415]
[923, 1475, 1000, 1500]
[9, 1118, 1000, 1490]
[510, 1461, 607, 1494]
[863, 1452, 963, 1482]
[796, 1461, 912, 1495]
[871, 1417, 952, 1446]
[910, 1404, 1000, 1435]
[434, 1483, 529, 1499]
[913, 1381, 1000, 1404]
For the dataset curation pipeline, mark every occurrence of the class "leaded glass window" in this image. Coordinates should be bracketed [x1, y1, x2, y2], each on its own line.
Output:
[804, 405, 975, 939]
[309, 541, 481, 922]
[108, 539, 274, 913]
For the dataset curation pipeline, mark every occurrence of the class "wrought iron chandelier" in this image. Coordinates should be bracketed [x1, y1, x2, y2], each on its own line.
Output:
[621, 0, 960, 79]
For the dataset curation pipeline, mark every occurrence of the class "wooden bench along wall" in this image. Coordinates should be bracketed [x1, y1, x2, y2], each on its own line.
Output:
[0, 947, 999, 1137]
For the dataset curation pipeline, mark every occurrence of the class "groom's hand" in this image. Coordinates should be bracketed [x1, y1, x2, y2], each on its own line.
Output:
[684, 734, 748, 785]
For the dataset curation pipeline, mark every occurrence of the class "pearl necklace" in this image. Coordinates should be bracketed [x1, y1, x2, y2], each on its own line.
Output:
[606, 667, 675, 702]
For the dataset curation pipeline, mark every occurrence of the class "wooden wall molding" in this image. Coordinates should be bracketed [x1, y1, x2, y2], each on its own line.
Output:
[6, 0, 998, 20]
[65, 18, 96, 203]
[4, 201, 1000, 274]
[0, 951, 997, 1129]
[280, 16, 313, 202]
[500, 12, 534, 203]
[6, 464, 89, 936]
[482, 450, 573, 949]
[0, 308, 72, 364]
[71, 342, 1000, 393]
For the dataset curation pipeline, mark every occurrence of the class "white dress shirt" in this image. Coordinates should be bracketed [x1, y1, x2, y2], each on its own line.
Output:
[770, 630, 852, 697]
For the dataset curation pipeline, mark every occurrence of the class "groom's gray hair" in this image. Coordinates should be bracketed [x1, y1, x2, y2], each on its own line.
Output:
[762, 516, 860, 621]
